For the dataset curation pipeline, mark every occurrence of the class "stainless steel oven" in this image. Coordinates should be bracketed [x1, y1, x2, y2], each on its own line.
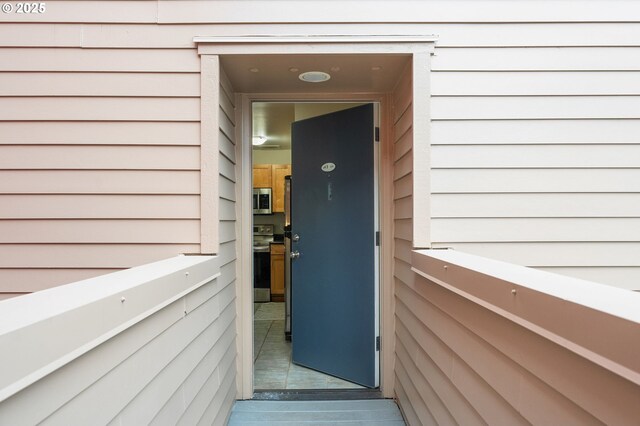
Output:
[253, 188, 272, 215]
[253, 224, 274, 302]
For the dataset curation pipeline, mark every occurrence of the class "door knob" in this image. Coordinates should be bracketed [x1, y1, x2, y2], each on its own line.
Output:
[292, 234, 300, 242]
[290, 250, 300, 259]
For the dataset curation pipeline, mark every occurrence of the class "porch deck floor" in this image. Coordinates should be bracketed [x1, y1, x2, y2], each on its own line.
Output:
[228, 399, 406, 425]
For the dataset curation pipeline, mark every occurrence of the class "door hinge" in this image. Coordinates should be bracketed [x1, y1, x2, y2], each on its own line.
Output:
[376, 336, 381, 351]
[375, 231, 380, 246]
[374, 127, 380, 142]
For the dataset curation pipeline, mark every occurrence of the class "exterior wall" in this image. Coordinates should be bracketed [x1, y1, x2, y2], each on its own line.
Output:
[1, 1, 637, 291]
[392, 63, 417, 417]
[0, 45, 203, 298]
[213, 62, 238, 283]
[0, 255, 237, 425]
[428, 30, 640, 290]
[396, 249, 640, 425]
[0, 52, 239, 422]
[2, 1, 640, 421]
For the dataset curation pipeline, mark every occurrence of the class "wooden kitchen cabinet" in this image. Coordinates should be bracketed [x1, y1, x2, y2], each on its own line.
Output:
[272, 164, 292, 213]
[270, 243, 285, 302]
[253, 164, 272, 188]
[252, 164, 291, 213]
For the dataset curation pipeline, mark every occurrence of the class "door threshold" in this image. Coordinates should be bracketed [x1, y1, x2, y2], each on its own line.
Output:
[252, 389, 382, 401]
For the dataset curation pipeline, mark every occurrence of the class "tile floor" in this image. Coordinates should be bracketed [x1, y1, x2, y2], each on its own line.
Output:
[253, 302, 364, 390]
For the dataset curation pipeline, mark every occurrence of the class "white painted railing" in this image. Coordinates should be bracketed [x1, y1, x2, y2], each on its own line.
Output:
[395, 249, 640, 425]
[0, 255, 237, 425]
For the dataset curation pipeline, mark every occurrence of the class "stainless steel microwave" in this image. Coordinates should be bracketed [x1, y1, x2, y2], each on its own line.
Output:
[253, 188, 272, 214]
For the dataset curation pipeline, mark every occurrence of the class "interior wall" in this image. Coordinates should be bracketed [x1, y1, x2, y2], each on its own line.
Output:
[252, 149, 291, 165]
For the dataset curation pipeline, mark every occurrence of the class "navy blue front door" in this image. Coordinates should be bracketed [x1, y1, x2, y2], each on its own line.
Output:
[291, 104, 376, 388]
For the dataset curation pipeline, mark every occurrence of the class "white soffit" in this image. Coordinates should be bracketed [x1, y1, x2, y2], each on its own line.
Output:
[217, 54, 410, 93]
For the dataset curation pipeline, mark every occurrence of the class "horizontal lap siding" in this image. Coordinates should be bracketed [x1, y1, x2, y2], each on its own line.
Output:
[0, 145, 199, 169]
[380, 10, 640, 424]
[0, 1, 639, 24]
[0, 269, 120, 296]
[398, 268, 639, 425]
[3, 6, 639, 424]
[0, 48, 199, 72]
[0, 72, 200, 97]
[209, 65, 238, 425]
[0, 258, 236, 426]
[0, 15, 239, 421]
[60, 280, 235, 425]
[430, 31, 640, 291]
[155, 1, 640, 24]
[391, 63, 431, 424]
[0, 195, 200, 218]
[6, 22, 640, 49]
[0, 122, 200, 145]
[0, 46, 202, 297]
[118, 263, 236, 426]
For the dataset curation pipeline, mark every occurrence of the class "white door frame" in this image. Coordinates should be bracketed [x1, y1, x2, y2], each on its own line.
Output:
[236, 93, 393, 399]
[195, 34, 436, 400]
[242, 96, 386, 397]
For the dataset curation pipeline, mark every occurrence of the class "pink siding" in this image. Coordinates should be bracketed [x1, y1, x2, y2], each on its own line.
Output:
[0, 14, 239, 421]
[2, 4, 639, 422]
[0, 122, 200, 145]
[0, 256, 236, 425]
[391, 62, 420, 423]
[401, 250, 640, 425]
[0, 45, 203, 297]
[0, 72, 199, 96]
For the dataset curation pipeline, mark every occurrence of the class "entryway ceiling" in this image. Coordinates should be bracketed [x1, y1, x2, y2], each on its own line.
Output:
[220, 54, 410, 93]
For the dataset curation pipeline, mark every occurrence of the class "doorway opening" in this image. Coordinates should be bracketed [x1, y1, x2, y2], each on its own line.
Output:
[251, 101, 380, 392]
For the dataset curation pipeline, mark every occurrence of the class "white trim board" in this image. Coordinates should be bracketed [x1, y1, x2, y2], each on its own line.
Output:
[194, 34, 438, 44]
[195, 34, 437, 55]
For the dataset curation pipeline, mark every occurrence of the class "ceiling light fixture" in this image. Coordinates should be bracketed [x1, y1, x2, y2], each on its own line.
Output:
[252, 136, 268, 146]
[249, 67, 260, 73]
[298, 71, 331, 83]
[289, 67, 300, 72]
